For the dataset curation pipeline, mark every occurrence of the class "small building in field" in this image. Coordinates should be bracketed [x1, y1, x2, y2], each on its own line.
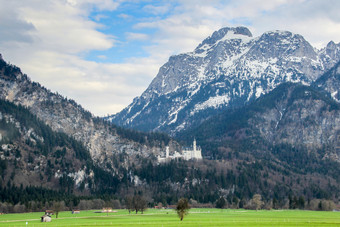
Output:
[166, 205, 176, 209]
[41, 215, 52, 222]
[72, 209, 80, 214]
[45, 210, 54, 216]
[102, 207, 113, 213]
[95, 209, 117, 214]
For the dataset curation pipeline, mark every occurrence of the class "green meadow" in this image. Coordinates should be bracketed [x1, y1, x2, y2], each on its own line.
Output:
[0, 208, 339, 226]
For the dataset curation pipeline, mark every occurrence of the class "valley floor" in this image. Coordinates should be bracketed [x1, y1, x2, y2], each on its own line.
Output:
[0, 208, 339, 226]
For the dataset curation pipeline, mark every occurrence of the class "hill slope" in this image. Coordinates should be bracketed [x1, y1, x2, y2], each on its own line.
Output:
[0, 99, 94, 192]
[179, 81, 340, 165]
[0, 54, 177, 178]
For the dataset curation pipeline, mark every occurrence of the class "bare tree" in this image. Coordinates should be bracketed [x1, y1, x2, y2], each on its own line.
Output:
[78, 200, 92, 210]
[157, 202, 163, 209]
[111, 200, 121, 209]
[319, 200, 335, 211]
[308, 199, 336, 211]
[92, 199, 105, 209]
[249, 194, 264, 211]
[138, 196, 147, 214]
[133, 195, 148, 214]
[13, 204, 25, 213]
[0, 202, 13, 213]
[175, 198, 190, 221]
[125, 196, 134, 214]
[52, 201, 65, 218]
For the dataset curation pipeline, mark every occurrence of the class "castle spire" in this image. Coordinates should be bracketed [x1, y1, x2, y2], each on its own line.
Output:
[193, 138, 196, 151]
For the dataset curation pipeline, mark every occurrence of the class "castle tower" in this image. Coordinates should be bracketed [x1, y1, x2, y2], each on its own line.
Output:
[165, 146, 169, 158]
[194, 139, 202, 159]
[193, 138, 197, 152]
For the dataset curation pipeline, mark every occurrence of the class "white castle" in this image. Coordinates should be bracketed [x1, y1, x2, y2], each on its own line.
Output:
[158, 139, 202, 163]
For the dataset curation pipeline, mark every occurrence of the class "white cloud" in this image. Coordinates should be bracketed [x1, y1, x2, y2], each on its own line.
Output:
[133, 0, 340, 62]
[126, 32, 149, 41]
[118, 13, 131, 19]
[143, 4, 171, 15]
[16, 49, 157, 116]
[21, 1, 114, 54]
[0, 0, 121, 116]
[97, 55, 108, 59]
[0, 2, 36, 45]
[246, 0, 340, 48]
[66, 0, 120, 11]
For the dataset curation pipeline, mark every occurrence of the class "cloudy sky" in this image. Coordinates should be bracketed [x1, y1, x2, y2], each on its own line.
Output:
[1, 0, 340, 116]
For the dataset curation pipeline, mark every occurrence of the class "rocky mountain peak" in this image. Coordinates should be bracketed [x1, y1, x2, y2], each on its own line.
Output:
[109, 26, 340, 135]
[314, 61, 340, 102]
[325, 41, 340, 59]
[196, 26, 252, 49]
[318, 41, 340, 73]
[327, 40, 336, 48]
[246, 30, 317, 60]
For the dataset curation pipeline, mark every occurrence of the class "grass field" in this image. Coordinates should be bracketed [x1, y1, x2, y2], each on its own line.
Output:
[0, 208, 339, 226]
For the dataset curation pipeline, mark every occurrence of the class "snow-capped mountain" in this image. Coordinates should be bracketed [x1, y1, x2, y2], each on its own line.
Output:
[109, 26, 340, 135]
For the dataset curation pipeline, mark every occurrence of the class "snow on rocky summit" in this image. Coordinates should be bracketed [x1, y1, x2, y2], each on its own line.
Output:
[109, 26, 340, 135]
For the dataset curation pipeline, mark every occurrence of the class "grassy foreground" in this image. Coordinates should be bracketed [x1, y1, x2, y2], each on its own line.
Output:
[0, 208, 339, 226]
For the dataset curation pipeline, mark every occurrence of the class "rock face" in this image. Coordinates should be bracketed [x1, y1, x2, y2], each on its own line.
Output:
[319, 41, 340, 72]
[109, 27, 340, 135]
[251, 85, 339, 155]
[0, 99, 93, 189]
[314, 61, 340, 102]
[0, 56, 169, 175]
[181, 82, 340, 162]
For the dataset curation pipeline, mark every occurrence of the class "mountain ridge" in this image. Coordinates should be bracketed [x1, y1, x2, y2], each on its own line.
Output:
[109, 26, 340, 135]
[0, 55, 176, 178]
[0, 43, 339, 208]
[0, 98, 94, 191]
[172, 79, 340, 206]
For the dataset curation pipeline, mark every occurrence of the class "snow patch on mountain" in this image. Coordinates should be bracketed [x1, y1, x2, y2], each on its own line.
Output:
[192, 95, 231, 116]
[255, 87, 264, 98]
[109, 26, 340, 135]
[331, 91, 338, 100]
[221, 32, 252, 42]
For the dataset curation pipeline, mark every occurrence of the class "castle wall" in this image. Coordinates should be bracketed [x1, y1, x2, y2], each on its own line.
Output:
[158, 140, 202, 162]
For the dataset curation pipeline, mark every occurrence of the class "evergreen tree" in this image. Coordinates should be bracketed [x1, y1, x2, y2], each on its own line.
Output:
[215, 196, 226, 209]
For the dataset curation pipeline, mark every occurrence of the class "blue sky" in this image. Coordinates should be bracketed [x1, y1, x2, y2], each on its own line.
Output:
[86, 1, 169, 63]
[1, 0, 340, 116]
